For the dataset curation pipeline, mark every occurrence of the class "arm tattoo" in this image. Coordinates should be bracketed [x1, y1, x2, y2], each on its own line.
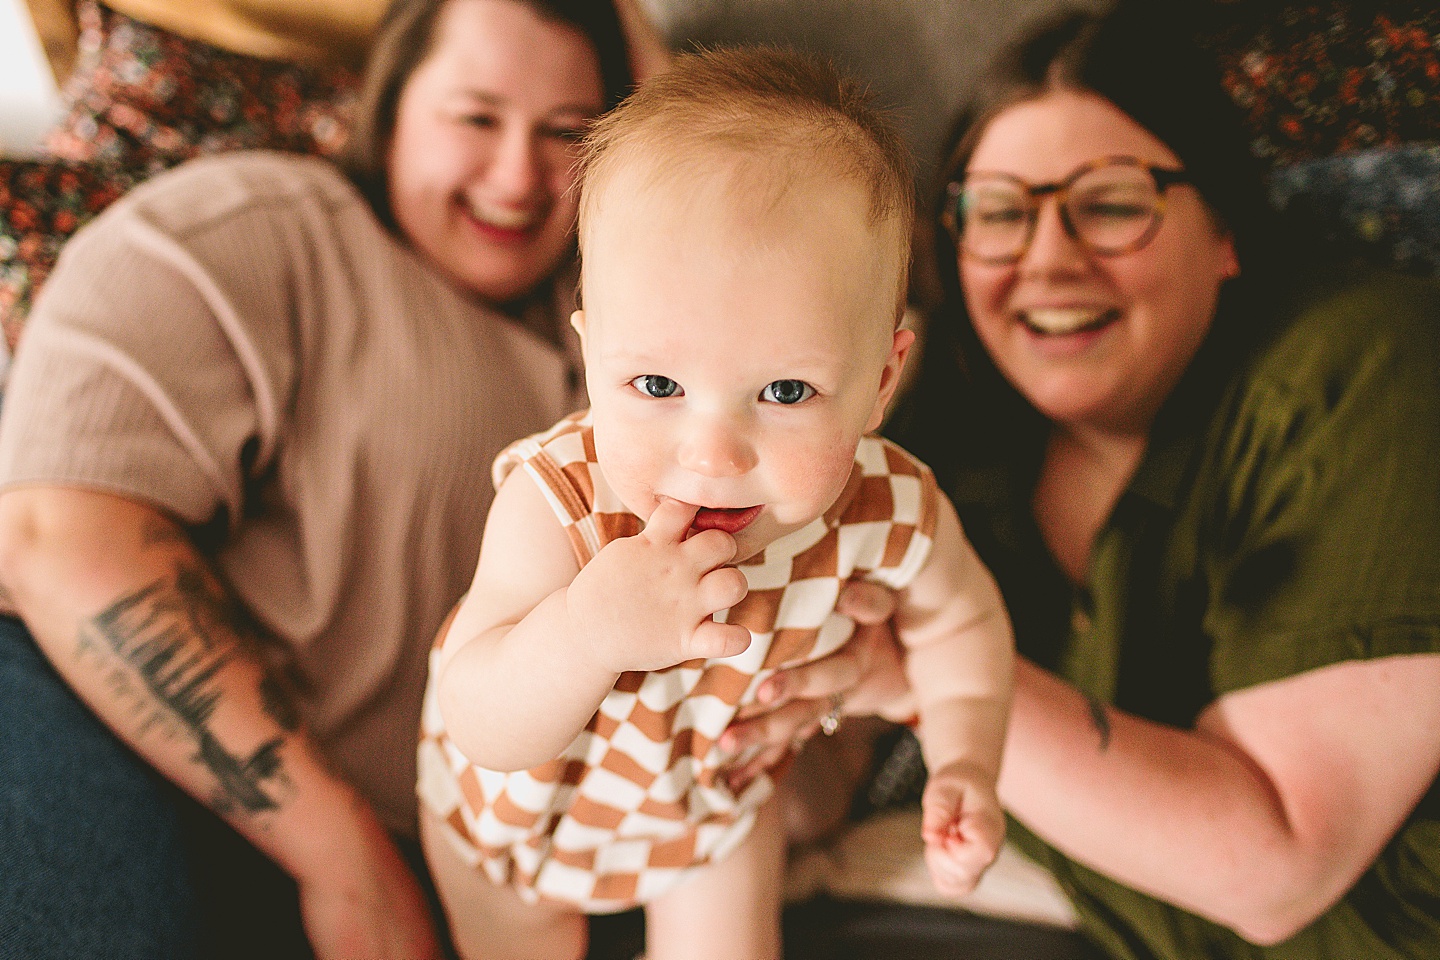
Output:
[1086, 696, 1112, 753]
[83, 563, 296, 817]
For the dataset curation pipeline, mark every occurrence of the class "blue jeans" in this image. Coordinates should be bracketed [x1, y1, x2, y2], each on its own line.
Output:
[0, 614, 199, 958]
[0, 615, 332, 958]
[0, 614, 459, 960]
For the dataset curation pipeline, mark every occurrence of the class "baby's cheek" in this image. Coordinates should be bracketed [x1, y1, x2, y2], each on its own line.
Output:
[593, 426, 664, 510]
[778, 441, 859, 513]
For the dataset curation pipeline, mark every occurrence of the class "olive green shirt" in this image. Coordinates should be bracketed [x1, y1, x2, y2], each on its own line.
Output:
[916, 268, 1440, 959]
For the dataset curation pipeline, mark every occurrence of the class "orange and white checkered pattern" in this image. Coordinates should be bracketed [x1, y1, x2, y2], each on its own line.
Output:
[418, 411, 938, 912]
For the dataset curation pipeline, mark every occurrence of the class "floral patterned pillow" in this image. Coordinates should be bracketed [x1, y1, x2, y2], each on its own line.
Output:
[1202, 1, 1440, 166]
[0, 160, 134, 354]
[1198, 1, 1440, 275]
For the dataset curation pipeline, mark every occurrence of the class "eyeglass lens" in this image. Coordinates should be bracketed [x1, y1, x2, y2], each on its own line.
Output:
[957, 163, 1165, 262]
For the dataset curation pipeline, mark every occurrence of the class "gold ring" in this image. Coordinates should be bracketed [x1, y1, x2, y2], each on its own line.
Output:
[819, 692, 843, 736]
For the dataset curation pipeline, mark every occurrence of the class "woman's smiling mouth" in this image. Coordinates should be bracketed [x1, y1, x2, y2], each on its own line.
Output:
[1019, 307, 1121, 336]
[461, 197, 543, 240]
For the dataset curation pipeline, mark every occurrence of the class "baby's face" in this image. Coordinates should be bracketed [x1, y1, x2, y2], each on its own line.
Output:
[576, 158, 910, 562]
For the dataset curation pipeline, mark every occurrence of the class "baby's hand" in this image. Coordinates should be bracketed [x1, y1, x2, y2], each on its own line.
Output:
[920, 761, 1005, 898]
[567, 498, 752, 673]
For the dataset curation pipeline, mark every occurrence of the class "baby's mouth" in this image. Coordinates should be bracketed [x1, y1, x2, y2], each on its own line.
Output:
[690, 505, 762, 535]
[1019, 307, 1120, 336]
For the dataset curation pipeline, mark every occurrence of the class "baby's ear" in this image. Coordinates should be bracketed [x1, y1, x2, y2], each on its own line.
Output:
[570, 309, 588, 347]
[866, 327, 916, 433]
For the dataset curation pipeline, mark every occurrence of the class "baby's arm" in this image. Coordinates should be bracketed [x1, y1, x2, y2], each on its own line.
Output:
[435, 469, 751, 772]
[896, 496, 1015, 895]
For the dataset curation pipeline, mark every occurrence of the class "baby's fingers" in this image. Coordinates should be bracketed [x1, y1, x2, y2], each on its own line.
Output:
[698, 565, 748, 614]
[924, 802, 1004, 891]
[924, 842, 984, 898]
[940, 825, 1001, 875]
[682, 527, 739, 570]
[689, 619, 751, 661]
[920, 779, 966, 840]
[955, 804, 1006, 857]
[643, 498, 701, 544]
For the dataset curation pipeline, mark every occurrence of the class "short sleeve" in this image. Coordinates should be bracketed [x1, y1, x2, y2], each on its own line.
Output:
[1203, 273, 1440, 693]
[0, 167, 295, 528]
[859, 438, 940, 591]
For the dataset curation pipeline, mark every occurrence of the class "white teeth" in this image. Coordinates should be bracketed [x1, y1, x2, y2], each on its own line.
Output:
[1022, 308, 1109, 335]
[465, 200, 537, 231]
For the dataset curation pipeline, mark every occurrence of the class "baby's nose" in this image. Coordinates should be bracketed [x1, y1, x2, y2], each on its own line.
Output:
[678, 417, 757, 477]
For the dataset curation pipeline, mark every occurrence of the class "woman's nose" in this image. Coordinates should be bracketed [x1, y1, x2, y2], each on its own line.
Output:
[487, 127, 543, 200]
[678, 417, 758, 477]
[1020, 197, 1088, 272]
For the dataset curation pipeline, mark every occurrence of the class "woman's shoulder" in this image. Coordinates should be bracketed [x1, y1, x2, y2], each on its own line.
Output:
[1233, 265, 1440, 420]
[1200, 265, 1440, 526]
[107, 151, 369, 238]
[1253, 266, 1439, 383]
[1197, 266, 1440, 691]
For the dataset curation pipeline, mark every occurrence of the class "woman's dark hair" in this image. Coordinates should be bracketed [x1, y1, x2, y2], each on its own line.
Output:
[931, 1, 1273, 285]
[898, 1, 1284, 480]
[342, 0, 636, 229]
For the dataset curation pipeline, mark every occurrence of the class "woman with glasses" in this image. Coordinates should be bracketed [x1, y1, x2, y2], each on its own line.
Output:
[900, 5, 1440, 957]
[731, 4, 1440, 958]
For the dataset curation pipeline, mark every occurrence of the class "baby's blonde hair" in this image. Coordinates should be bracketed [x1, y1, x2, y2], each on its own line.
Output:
[576, 46, 915, 310]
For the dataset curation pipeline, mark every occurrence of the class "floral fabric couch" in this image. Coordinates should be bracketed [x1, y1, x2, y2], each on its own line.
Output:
[1201, 0, 1440, 274]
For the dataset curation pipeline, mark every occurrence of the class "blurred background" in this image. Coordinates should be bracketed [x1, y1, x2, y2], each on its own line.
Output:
[0, 0, 1068, 178]
[3, 0, 1436, 331]
[0, 0, 64, 155]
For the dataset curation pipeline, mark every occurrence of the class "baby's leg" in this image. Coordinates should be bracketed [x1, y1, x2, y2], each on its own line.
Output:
[420, 807, 587, 960]
[644, 798, 786, 960]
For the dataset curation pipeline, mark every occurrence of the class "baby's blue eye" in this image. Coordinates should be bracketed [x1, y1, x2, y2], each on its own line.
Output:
[631, 375, 681, 398]
[760, 380, 814, 405]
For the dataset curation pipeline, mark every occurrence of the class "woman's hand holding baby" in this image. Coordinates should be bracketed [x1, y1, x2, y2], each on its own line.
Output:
[920, 760, 1005, 898]
[723, 581, 913, 751]
[566, 497, 752, 672]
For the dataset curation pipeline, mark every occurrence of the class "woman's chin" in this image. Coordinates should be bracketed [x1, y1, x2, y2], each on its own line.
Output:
[442, 223, 571, 302]
[441, 254, 547, 304]
[1023, 380, 1129, 429]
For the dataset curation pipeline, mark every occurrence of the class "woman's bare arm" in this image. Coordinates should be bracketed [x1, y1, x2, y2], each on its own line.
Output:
[0, 486, 440, 959]
[1001, 653, 1440, 944]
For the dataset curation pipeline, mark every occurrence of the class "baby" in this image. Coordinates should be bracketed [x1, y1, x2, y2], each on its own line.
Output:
[417, 47, 1014, 960]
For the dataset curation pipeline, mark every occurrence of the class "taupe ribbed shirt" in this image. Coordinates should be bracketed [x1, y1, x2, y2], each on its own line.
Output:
[0, 151, 577, 833]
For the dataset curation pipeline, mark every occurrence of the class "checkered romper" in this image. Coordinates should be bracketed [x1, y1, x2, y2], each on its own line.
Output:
[418, 411, 939, 912]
